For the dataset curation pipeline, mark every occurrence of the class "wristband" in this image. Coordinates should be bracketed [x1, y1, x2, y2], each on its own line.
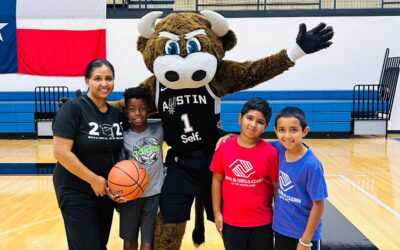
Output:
[287, 43, 306, 62]
[299, 238, 313, 247]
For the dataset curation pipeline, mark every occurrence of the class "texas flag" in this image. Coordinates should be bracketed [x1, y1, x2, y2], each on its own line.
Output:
[0, 0, 106, 76]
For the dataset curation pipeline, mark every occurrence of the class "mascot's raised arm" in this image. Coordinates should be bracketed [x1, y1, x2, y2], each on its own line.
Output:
[121, 10, 333, 250]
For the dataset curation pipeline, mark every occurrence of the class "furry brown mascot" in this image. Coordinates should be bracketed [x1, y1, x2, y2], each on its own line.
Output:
[116, 10, 333, 250]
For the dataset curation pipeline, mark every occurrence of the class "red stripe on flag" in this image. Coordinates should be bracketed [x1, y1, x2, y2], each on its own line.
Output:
[17, 29, 106, 76]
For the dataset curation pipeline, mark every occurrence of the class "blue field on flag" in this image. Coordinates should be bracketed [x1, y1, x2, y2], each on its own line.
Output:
[0, 0, 18, 73]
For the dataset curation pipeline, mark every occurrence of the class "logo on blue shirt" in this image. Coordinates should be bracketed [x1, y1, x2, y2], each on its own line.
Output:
[279, 171, 294, 192]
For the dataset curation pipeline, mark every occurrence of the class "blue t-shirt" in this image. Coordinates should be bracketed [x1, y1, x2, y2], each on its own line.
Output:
[270, 141, 328, 240]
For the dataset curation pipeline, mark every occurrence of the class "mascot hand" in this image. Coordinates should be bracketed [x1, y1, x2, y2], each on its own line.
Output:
[296, 23, 333, 54]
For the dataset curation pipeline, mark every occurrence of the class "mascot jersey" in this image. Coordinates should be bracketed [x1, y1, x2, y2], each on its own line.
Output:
[156, 81, 221, 152]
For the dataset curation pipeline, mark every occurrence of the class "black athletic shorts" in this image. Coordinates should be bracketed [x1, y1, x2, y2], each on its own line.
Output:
[222, 222, 273, 250]
[159, 149, 214, 223]
[119, 195, 159, 243]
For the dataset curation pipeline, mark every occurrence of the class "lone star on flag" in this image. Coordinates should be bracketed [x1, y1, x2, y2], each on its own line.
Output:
[0, 23, 8, 42]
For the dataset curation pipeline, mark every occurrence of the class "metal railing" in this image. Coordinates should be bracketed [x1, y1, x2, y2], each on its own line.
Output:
[352, 84, 388, 121]
[34, 86, 69, 121]
[107, 0, 400, 16]
[352, 49, 400, 121]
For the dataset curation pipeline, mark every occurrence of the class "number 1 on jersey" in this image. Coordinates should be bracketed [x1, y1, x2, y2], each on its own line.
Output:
[181, 113, 194, 133]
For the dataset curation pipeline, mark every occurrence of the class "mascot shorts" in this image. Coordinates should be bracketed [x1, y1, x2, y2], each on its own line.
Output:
[160, 149, 214, 223]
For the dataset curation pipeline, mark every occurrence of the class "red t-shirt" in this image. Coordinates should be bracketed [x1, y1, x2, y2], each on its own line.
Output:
[210, 136, 278, 227]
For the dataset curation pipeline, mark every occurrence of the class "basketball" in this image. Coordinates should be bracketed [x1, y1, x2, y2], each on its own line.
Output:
[107, 160, 149, 201]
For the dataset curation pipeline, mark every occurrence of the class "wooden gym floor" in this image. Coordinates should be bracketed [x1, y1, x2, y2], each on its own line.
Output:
[0, 137, 399, 249]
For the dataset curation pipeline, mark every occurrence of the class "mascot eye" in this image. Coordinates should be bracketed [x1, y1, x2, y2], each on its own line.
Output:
[164, 40, 180, 55]
[186, 38, 201, 54]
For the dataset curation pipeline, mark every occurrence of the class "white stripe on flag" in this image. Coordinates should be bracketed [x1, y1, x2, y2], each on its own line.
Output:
[17, 19, 106, 30]
[17, 0, 106, 29]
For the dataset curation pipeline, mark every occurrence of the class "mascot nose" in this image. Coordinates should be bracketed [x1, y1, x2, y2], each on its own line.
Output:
[165, 71, 180, 82]
[192, 70, 206, 81]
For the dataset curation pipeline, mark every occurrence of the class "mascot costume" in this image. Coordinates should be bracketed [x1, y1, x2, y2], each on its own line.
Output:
[118, 10, 333, 250]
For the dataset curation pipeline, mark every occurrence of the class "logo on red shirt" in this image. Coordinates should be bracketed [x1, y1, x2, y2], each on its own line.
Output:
[229, 159, 255, 178]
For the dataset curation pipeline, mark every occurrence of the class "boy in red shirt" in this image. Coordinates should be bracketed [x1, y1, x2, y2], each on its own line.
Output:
[210, 97, 278, 250]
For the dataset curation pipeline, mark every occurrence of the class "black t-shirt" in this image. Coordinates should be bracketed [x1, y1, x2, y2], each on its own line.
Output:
[52, 95, 124, 194]
[156, 81, 221, 152]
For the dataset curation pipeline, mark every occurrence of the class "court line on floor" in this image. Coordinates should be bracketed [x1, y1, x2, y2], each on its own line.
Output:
[0, 215, 61, 236]
[326, 174, 400, 218]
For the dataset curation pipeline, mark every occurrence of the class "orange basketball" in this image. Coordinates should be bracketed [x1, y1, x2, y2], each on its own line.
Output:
[108, 160, 148, 201]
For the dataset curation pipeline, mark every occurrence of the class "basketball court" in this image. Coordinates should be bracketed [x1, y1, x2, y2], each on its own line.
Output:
[0, 137, 399, 249]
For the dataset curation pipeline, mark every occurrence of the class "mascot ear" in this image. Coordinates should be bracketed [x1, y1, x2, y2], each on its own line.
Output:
[221, 30, 237, 51]
[137, 36, 148, 53]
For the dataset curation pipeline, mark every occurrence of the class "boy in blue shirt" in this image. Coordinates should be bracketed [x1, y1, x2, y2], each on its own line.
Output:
[271, 106, 328, 250]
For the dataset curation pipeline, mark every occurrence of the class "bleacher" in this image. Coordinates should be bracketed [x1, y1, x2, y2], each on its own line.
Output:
[0, 91, 123, 138]
[0, 90, 356, 138]
[0, 92, 36, 136]
[352, 49, 400, 137]
[220, 90, 353, 137]
[1, 81, 396, 138]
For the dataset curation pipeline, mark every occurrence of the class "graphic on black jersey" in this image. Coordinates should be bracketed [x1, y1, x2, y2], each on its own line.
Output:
[157, 82, 220, 150]
[99, 124, 115, 137]
[162, 95, 208, 115]
[88, 122, 123, 140]
[167, 97, 176, 114]
[131, 137, 161, 165]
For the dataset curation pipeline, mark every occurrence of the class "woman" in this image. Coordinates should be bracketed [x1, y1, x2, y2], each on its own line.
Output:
[53, 59, 124, 249]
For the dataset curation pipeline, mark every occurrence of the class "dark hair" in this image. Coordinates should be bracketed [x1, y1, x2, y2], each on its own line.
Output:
[84, 59, 115, 80]
[274, 106, 307, 129]
[240, 97, 272, 123]
[123, 87, 151, 107]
